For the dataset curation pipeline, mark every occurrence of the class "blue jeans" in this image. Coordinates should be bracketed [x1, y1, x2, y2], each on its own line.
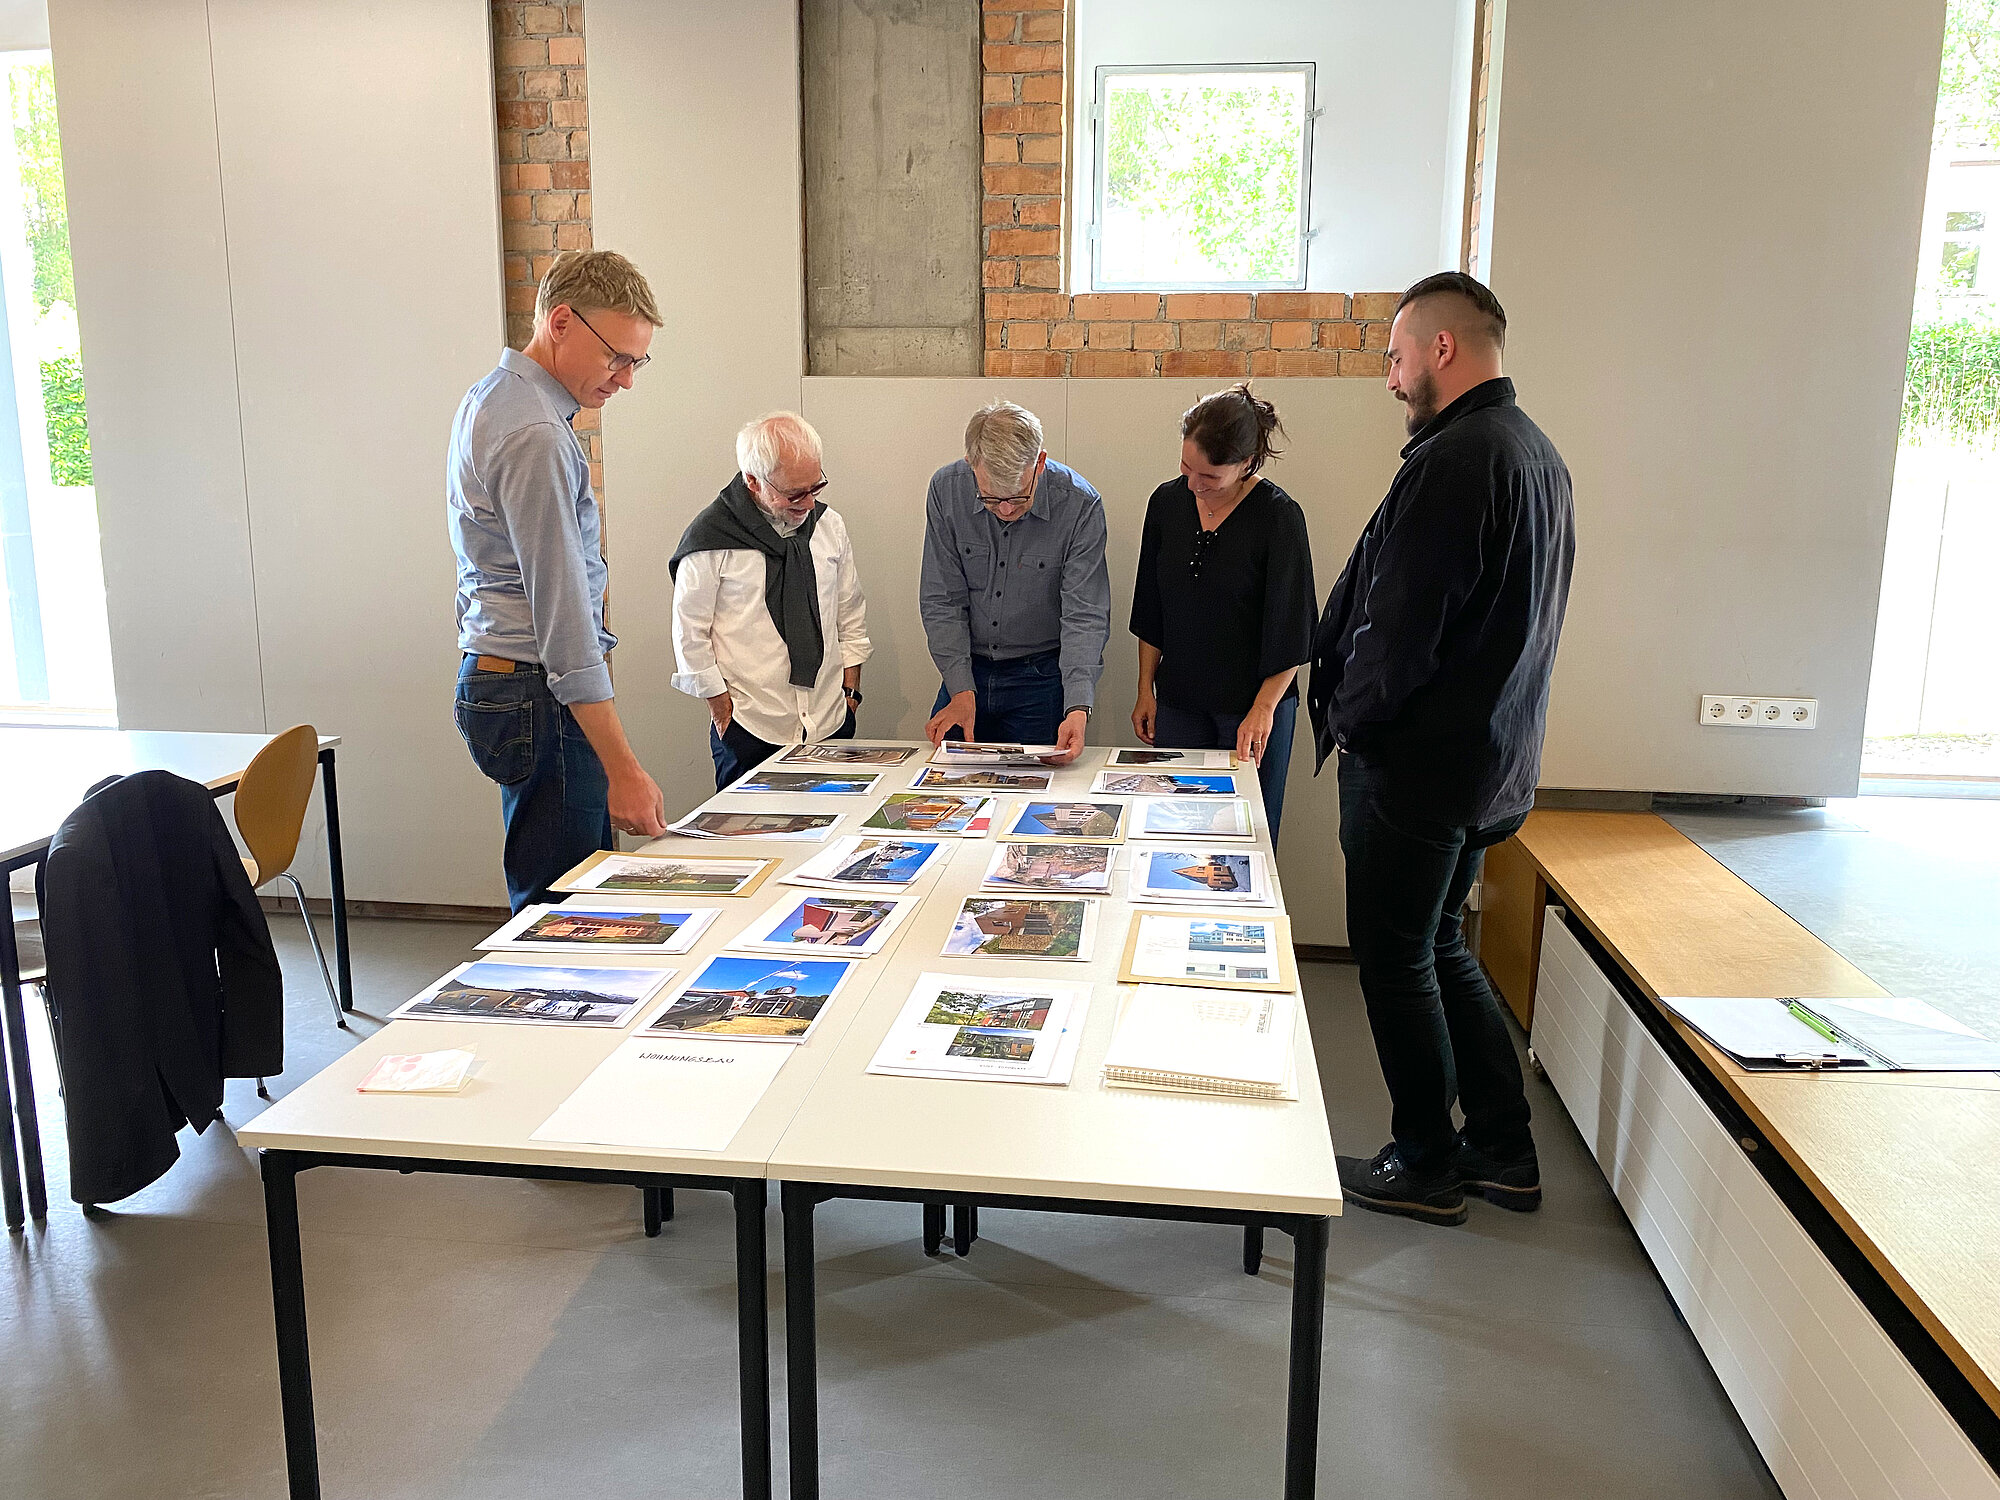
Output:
[710, 706, 856, 791]
[1337, 755, 1532, 1173]
[931, 650, 1065, 744]
[1152, 693, 1298, 847]
[455, 656, 611, 913]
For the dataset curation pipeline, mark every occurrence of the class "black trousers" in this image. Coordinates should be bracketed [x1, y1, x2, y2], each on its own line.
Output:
[1336, 756, 1533, 1174]
[709, 707, 856, 792]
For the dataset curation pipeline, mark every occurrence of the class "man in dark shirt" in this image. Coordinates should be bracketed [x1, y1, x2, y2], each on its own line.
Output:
[1308, 271, 1574, 1225]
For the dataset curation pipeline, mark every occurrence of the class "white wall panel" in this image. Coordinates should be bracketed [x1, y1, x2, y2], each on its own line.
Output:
[51, 0, 266, 733]
[206, 0, 506, 905]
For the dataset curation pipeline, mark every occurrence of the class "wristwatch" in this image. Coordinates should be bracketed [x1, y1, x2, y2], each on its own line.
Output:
[844, 687, 864, 704]
[1065, 704, 1090, 718]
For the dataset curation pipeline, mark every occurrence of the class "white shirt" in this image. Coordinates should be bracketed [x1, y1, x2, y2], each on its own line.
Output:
[670, 506, 872, 745]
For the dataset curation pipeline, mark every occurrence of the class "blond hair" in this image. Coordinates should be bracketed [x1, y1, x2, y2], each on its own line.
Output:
[737, 411, 823, 484]
[534, 249, 663, 327]
[963, 400, 1044, 491]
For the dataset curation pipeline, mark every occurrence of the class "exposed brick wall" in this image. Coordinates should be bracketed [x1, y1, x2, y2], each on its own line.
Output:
[491, 2, 601, 489]
[978, 1, 1397, 377]
[1463, 0, 1495, 276]
[985, 291, 1397, 378]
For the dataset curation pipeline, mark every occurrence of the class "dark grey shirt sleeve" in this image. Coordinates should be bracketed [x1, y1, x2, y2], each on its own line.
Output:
[919, 468, 978, 699]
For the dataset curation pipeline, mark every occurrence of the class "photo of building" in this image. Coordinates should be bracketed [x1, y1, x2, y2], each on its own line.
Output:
[784, 898, 894, 946]
[947, 1027, 1038, 1062]
[865, 794, 985, 832]
[521, 910, 683, 945]
[1012, 801, 1123, 839]
[944, 898, 1085, 958]
[924, 988, 1054, 1031]
[646, 956, 851, 1039]
[988, 843, 1113, 890]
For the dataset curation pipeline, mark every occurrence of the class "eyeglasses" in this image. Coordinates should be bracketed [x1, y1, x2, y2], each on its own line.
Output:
[977, 489, 1035, 510]
[1190, 527, 1219, 580]
[571, 309, 652, 374]
[768, 476, 831, 504]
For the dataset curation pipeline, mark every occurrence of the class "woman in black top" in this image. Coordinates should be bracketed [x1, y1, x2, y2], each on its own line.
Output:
[1129, 385, 1315, 843]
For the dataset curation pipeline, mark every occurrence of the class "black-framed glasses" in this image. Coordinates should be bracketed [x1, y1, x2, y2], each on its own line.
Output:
[1190, 527, 1219, 580]
[571, 309, 652, 374]
[976, 488, 1035, 510]
[768, 476, 832, 504]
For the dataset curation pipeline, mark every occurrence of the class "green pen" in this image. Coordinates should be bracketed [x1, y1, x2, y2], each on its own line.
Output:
[1783, 999, 1845, 1048]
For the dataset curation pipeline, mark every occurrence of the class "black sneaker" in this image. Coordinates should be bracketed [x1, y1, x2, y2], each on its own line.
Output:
[1452, 1137, 1543, 1212]
[1336, 1144, 1467, 1225]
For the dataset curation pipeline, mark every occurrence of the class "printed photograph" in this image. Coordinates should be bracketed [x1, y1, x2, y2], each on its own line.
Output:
[1006, 800, 1125, 840]
[863, 792, 990, 834]
[924, 987, 1055, 1030]
[585, 856, 770, 894]
[513, 908, 695, 947]
[829, 838, 941, 884]
[672, 811, 840, 839]
[932, 741, 1058, 765]
[398, 962, 666, 1026]
[985, 842, 1114, 890]
[732, 769, 879, 795]
[1110, 747, 1195, 765]
[1188, 920, 1270, 953]
[645, 954, 852, 1040]
[778, 743, 914, 765]
[911, 766, 1053, 791]
[947, 1027, 1039, 1061]
[943, 898, 1086, 959]
[1138, 798, 1252, 838]
[1094, 772, 1238, 796]
[1140, 850, 1255, 895]
[759, 895, 899, 949]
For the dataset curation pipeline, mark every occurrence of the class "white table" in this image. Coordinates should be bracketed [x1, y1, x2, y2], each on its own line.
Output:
[0, 726, 349, 1229]
[238, 743, 1338, 1500]
[745, 747, 1341, 1500]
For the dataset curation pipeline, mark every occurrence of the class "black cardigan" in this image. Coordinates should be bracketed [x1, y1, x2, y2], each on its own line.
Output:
[37, 770, 283, 1205]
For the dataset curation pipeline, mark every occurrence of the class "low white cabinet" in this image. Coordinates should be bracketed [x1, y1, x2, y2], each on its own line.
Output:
[1531, 915, 2000, 1500]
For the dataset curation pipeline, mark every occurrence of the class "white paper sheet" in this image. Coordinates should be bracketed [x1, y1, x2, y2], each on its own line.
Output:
[941, 895, 1097, 961]
[1130, 797, 1255, 841]
[727, 890, 918, 957]
[1125, 912, 1282, 984]
[531, 1037, 794, 1152]
[665, 808, 842, 842]
[1127, 848, 1273, 906]
[780, 835, 949, 890]
[1108, 748, 1239, 769]
[867, 971, 1091, 1084]
[979, 839, 1116, 893]
[477, 903, 718, 955]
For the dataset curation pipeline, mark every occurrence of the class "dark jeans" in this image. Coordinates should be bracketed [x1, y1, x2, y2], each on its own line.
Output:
[455, 655, 611, 913]
[1153, 693, 1298, 846]
[930, 649, 1065, 744]
[1337, 755, 1532, 1174]
[710, 706, 856, 791]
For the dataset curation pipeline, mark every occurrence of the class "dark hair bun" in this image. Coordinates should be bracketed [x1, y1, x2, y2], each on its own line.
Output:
[1181, 383, 1285, 474]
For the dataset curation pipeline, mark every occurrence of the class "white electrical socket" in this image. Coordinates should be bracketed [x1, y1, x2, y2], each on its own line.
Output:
[1699, 695, 1818, 730]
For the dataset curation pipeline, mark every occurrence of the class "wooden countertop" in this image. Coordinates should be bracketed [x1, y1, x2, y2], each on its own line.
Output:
[1514, 809, 2000, 1418]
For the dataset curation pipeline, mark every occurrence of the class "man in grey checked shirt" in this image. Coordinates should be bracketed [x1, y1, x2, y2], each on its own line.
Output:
[919, 401, 1111, 763]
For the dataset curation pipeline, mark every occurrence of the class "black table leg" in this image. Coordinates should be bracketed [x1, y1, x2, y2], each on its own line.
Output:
[643, 1185, 663, 1237]
[316, 748, 353, 1012]
[262, 1151, 322, 1500]
[781, 1182, 821, 1500]
[952, 1202, 976, 1255]
[921, 1201, 944, 1255]
[0, 899, 45, 1220]
[1243, 1222, 1266, 1275]
[734, 1179, 772, 1500]
[1282, 1215, 1329, 1500]
[0, 978, 21, 1230]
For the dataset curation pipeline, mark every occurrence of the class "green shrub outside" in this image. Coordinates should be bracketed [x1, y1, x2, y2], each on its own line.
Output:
[40, 354, 90, 486]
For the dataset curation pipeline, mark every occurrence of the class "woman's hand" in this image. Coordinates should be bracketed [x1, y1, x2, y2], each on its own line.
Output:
[1235, 700, 1277, 766]
[1131, 687, 1157, 745]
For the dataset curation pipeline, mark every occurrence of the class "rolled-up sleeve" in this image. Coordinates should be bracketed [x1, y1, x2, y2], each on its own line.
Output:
[487, 422, 612, 705]
[1057, 495, 1111, 711]
[919, 473, 976, 698]
[670, 552, 728, 700]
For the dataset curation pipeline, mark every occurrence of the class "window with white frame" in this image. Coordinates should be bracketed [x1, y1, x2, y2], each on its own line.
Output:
[1089, 64, 1315, 291]
[1072, 0, 1478, 296]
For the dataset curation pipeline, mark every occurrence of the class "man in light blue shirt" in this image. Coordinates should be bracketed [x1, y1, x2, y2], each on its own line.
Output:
[447, 249, 667, 910]
[919, 401, 1111, 762]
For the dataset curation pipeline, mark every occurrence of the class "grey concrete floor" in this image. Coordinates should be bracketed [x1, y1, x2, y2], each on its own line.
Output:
[2, 912, 1778, 1499]
[1665, 794, 2000, 1038]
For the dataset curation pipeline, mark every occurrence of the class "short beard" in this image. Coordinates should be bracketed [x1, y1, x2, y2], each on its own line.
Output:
[1399, 369, 1440, 434]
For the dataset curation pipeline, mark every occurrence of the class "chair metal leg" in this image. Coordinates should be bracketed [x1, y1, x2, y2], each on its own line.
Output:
[279, 874, 345, 1031]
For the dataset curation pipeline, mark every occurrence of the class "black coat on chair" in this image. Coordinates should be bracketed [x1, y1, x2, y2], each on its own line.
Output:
[37, 770, 283, 1205]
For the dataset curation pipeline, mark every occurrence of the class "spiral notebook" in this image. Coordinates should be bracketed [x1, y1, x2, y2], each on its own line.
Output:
[1100, 984, 1297, 1099]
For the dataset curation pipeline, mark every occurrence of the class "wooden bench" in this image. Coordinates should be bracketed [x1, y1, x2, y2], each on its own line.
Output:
[1480, 809, 2000, 1498]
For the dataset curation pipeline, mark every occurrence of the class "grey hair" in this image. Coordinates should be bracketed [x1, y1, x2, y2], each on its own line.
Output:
[963, 401, 1044, 491]
[736, 411, 823, 485]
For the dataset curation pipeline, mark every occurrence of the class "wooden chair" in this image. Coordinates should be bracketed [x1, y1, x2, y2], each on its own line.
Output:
[236, 725, 344, 1031]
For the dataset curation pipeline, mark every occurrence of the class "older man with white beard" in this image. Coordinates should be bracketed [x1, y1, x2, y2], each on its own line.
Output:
[670, 412, 871, 790]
